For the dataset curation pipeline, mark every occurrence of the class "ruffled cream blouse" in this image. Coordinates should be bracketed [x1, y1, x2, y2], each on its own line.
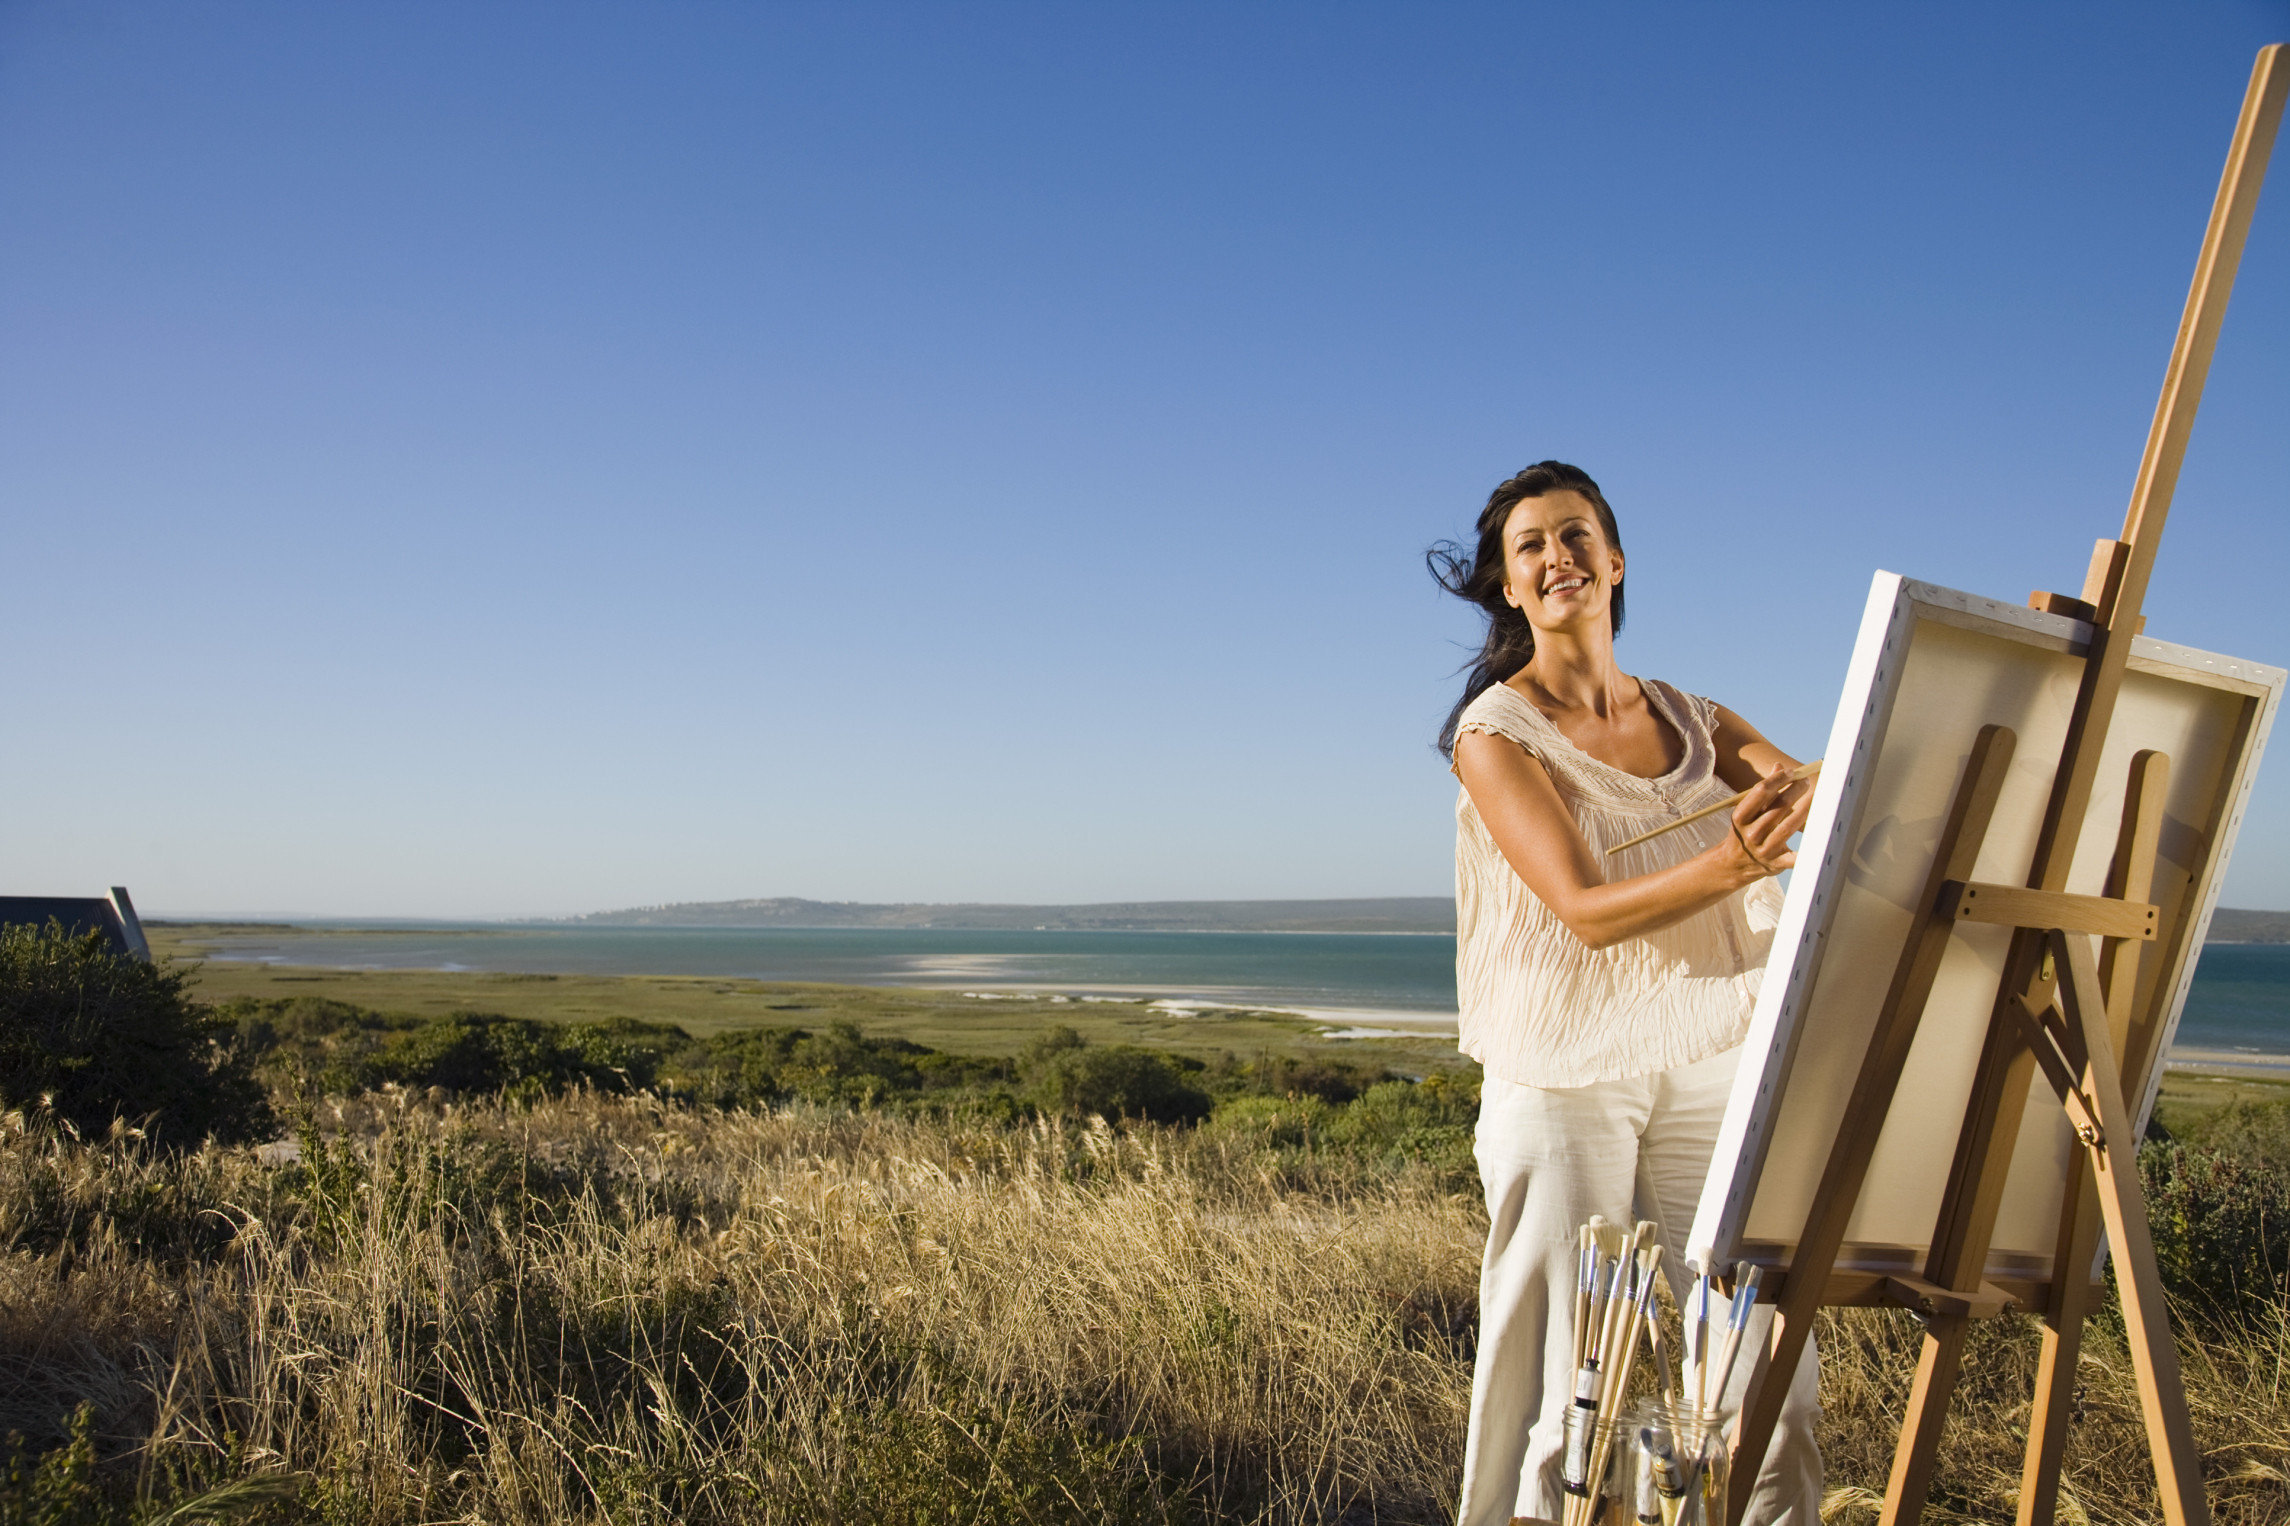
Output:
[1453, 678, 1783, 1089]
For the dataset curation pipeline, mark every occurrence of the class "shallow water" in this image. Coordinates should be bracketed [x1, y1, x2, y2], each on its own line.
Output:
[2170, 942, 2290, 1057]
[192, 923, 2290, 1057]
[198, 925, 1459, 1015]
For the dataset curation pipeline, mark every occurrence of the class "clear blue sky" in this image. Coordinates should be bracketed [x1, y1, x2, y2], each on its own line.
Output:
[4, 3, 2286, 918]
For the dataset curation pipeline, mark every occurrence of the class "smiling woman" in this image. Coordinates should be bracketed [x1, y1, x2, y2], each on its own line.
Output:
[1430, 463, 1627, 758]
[1426, 462, 1821, 1526]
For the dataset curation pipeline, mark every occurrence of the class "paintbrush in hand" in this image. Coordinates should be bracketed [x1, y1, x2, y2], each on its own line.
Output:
[1605, 760, 1821, 856]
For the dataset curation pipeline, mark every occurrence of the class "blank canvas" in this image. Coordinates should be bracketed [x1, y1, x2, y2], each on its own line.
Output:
[1687, 574, 2282, 1292]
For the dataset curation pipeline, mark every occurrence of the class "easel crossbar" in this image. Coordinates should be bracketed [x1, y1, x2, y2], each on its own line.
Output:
[1941, 881, 2158, 940]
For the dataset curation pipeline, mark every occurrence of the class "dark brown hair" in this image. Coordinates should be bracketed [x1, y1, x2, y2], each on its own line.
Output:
[1427, 461, 1625, 758]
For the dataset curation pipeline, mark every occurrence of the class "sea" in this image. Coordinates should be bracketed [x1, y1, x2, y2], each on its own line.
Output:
[191, 925, 2290, 1062]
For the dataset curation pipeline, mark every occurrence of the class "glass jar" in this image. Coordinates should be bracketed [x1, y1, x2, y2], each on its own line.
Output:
[1559, 1402, 1626, 1520]
[1625, 1399, 1730, 1526]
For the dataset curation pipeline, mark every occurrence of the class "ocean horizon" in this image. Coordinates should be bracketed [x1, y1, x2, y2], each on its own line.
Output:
[174, 922, 2290, 1062]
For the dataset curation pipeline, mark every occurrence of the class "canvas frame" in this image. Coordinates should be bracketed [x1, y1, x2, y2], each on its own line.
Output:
[1686, 573, 2283, 1302]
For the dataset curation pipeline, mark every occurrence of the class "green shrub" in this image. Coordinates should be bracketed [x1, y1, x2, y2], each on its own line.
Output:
[220, 998, 698, 1102]
[0, 923, 271, 1147]
[1199, 1052, 1393, 1105]
[0, 1402, 105, 1526]
[221, 994, 422, 1094]
[694, 1022, 1014, 1112]
[1197, 1074, 1481, 1184]
[1321, 1075, 1478, 1177]
[0, 1403, 299, 1526]
[1021, 1028, 1212, 1125]
[766, 1022, 943, 1108]
[360, 1012, 684, 1098]
[2176, 1096, 2290, 1175]
[1201, 1092, 1336, 1151]
[2138, 1138, 2290, 1324]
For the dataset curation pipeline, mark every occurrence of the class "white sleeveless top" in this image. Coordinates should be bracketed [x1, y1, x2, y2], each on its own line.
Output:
[1452, 679, 1784, 1089]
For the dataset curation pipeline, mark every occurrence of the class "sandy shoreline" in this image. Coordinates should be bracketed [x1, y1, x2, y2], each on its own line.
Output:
[2163, 1047, 2290, 1079]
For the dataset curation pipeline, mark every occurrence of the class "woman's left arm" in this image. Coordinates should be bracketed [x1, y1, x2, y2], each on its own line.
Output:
[1710, 705, 1813, 808]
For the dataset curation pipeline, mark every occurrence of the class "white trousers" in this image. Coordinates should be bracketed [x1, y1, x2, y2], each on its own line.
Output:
[1458, 1047, 1824, 1526]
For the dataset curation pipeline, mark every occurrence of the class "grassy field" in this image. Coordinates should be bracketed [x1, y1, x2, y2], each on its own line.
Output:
[147, 921, 2278, 1131]
[143, 923, 1476, 1080]
[5, 1088, 2286, 1526]
[2, 925, 2275, 1523]
[2155, 1068, 2290, 1131]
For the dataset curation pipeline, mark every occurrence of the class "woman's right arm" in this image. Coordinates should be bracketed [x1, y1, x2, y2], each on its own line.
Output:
[1454, 729, 1808, 950]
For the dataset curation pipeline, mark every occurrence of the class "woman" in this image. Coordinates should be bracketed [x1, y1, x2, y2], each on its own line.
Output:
[1432, 462, 1823, 1526]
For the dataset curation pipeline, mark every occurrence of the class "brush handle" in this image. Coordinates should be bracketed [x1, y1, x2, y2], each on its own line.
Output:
[1595, 1258, 1632, 1377]
[1603, 760, 1821, 856]
[1689, 1275, 1711, 1415]
[1584, 1249, 1665, 1523]
[1710, 1323, 1747, 1409]
[1601, 1250, 1663, 1413]
[1584, 1262, 1616, 1376]
[1571, 1239, 1595, 1374]
[1703, 1262, 1766, 1413]
[1569, 1262, 1632, 1526]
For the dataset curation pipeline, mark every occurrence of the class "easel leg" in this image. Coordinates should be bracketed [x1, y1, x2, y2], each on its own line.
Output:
[2017, 1155, 2102, 1526]
[2022, 748, 2168, 1526]
[2085, 1125, 2206, 1526]
[1880, 1316, 1970, 1526]
[1880, 1012, 2040, 1526]
[2056, 934, 2210, 1526]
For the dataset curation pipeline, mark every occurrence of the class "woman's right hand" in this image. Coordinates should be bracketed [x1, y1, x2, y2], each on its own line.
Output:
[1722, 764, 1813, 881]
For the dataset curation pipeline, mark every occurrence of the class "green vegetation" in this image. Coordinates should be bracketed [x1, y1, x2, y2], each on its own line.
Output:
[2172, 1092, 2290, 1168]
[212, 992, 1419, 1135]
[4, 1084, 2287, 1525]
[144, 922, 1471, 1080]
[2140, 1094, 2290, 1324]
[0, 923, 271, 1147]
[2153, 1069, 2290, 1132]
[6, 926, 1470, 1176]
[0, 1403, 298, 1526]
[5, 927, 2288, 1523]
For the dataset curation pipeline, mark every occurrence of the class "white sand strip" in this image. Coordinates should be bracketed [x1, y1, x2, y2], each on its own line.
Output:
[2164, 1047, 2290, 1079]
[1147, 998, 1458, 1029]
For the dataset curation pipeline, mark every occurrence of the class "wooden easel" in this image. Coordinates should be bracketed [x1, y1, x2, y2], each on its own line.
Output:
[1727, 45, 2287, 1526]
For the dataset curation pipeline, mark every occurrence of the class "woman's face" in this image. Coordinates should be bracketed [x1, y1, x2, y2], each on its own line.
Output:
[1499, 491, 1623, 635]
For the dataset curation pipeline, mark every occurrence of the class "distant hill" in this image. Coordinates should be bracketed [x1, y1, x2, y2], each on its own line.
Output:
[2206, 907, 2290, 944]
[553, 897, 1457, 934]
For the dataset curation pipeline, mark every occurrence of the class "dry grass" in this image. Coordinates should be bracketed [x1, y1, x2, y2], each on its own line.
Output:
[1, 1093, 1479, 1524]
[2, 1093, 2285, 1524]
[1813, 1298, 2290, 1526]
